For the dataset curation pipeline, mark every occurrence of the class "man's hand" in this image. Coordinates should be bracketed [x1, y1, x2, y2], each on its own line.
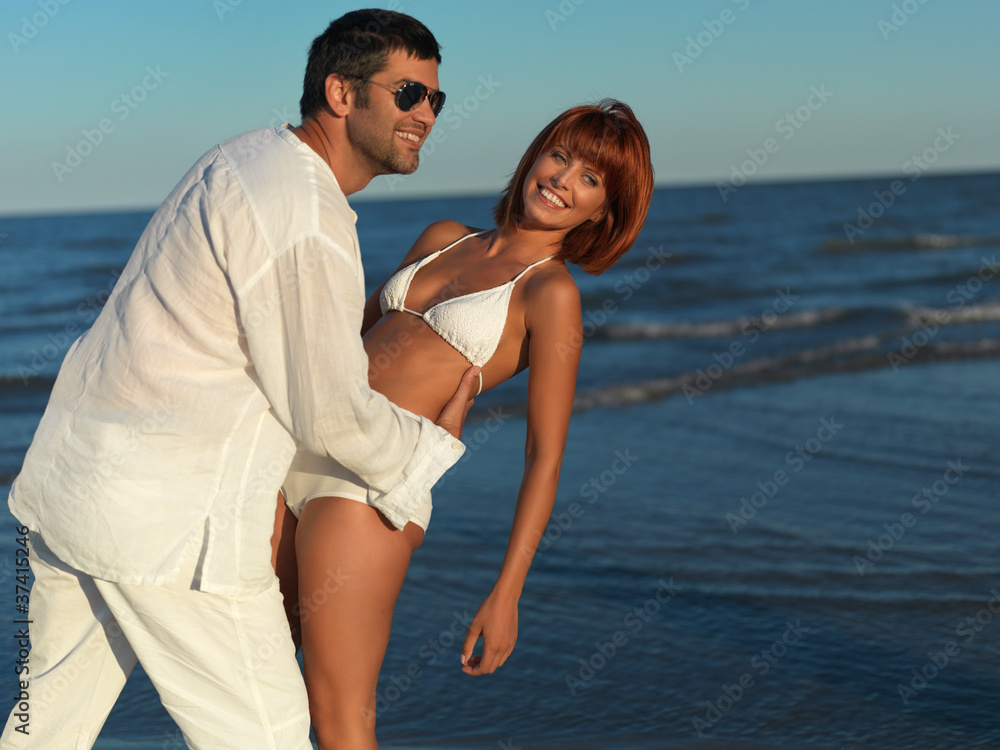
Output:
[435, 366, 480, 439]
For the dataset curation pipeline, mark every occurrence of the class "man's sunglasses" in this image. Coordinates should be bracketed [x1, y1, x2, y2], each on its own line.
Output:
[355, 78, 446, 117]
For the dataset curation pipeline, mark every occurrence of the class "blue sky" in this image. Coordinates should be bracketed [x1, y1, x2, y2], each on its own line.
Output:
[2, 0, 998, 215]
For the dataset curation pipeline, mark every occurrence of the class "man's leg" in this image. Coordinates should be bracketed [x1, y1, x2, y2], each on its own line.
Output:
[1, 533, 137, 748]
[93, 564, 311, 749]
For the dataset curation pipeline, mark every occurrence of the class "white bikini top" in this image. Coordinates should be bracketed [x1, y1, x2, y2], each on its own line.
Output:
[379, 232, 555, 368]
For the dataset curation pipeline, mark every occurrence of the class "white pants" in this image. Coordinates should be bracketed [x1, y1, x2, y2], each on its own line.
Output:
[1, 532, 311, 749]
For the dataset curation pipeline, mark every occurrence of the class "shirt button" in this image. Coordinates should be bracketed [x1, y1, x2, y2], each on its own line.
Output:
[451, 441, 462, 450]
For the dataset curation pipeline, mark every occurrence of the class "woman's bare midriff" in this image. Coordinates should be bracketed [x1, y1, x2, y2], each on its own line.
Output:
[364, 311, 492, 420]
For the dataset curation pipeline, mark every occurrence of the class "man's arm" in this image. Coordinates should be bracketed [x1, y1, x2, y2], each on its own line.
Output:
[236, 234, 467, 524]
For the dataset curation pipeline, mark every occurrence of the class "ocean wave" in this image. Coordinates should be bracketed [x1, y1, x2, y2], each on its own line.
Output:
[823, 233, 1000, 253]
[0, 373, 56, 397]
[8, 327, 998, 422]
[597, 300, 1000, 342]
[570, 338, 1000, 411]
[904, 300, 1000, 325]
[601, 307, 853, 339]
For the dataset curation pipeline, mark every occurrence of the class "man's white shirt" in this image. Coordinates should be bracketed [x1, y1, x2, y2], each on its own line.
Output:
[9, 126, 464, 596]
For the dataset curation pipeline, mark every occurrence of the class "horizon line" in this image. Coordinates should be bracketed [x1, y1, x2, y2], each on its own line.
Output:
[3, 166, 997, 221]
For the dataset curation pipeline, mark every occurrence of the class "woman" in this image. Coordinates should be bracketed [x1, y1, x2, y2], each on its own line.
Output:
[272, 99, 654, 748]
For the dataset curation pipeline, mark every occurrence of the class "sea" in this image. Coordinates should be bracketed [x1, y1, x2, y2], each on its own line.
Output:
[1, 170, 998, 749]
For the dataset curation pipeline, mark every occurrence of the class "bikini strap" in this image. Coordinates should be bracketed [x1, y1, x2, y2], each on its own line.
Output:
[429, 230, 488, 260]
[511, 254, 557, 282]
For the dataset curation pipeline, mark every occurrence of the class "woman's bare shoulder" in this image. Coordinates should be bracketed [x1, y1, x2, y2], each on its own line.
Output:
[408, 220, 485, 258]
[525, 261, 579, 299]
[523, 261, 581, 325]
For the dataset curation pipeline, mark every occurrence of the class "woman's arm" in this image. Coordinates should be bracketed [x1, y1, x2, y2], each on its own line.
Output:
[461, 269, 583, 675]
[360, 284, 387, 336]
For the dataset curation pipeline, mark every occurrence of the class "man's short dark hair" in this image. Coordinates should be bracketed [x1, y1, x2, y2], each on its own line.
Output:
[299, 9, 442, 120]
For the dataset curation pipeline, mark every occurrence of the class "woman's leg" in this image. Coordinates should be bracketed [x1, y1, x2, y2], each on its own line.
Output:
[271, 491, 302, 649]
[295, 496, 424, 750]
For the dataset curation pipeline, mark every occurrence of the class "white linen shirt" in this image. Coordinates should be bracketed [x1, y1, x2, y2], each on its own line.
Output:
[8, 126, 464, 596]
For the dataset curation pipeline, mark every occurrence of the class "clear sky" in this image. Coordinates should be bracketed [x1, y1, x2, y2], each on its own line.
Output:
[2, 0, 998, 216]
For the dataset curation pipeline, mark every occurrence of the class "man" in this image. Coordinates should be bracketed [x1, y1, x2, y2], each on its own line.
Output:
[2, 10, 474, 748]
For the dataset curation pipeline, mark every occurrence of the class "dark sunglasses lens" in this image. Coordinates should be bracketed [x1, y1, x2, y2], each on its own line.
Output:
[396, 82, 426, 112]
[395, 83, 444, 115]
[429, 91, 445, 116]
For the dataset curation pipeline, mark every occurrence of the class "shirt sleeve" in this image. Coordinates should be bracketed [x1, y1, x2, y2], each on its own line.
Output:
[235, 234, 464, 528]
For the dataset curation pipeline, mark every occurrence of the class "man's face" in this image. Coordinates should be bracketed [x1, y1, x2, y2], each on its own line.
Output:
[347, 50, 440, 177]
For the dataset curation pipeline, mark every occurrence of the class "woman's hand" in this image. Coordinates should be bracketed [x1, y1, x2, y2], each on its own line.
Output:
[460, 589, 519, 675]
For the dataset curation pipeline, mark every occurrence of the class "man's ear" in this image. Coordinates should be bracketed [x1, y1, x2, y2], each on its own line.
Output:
[324, 73, 353, 117]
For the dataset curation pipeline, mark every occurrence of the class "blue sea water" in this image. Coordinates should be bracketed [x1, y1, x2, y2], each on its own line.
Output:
[1, 171, 999, 748]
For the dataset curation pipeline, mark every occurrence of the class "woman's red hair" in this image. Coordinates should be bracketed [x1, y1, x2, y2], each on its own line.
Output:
[493, 99, 654, 275]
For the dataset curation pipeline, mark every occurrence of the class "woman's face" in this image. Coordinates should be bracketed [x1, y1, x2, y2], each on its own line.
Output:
[521, 143, 608, 232]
